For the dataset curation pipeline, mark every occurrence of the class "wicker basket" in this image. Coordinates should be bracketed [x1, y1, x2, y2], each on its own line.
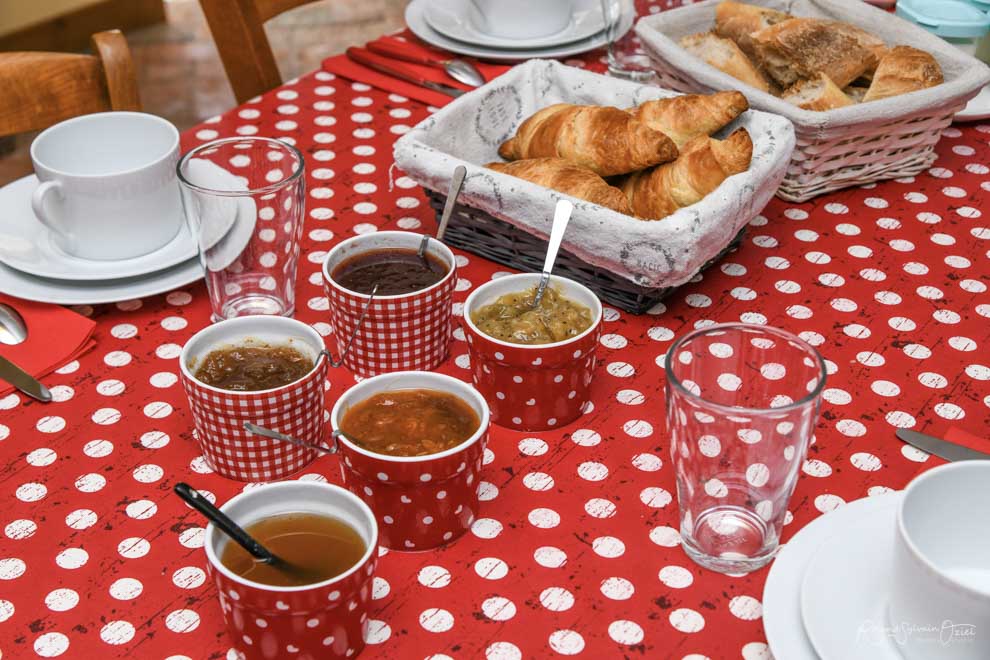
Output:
[425, 191, 746, 314]
[636, 0, 990, 202]
[393, 60, 793, 315]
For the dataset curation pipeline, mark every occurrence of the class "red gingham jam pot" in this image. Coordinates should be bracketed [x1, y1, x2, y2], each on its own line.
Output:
[179, 316, 328, 482]
[204, 481, 379, 660]
[321, 231, 457, 378]
[463, 273, 603, 432]
[330, 371, 490, 551]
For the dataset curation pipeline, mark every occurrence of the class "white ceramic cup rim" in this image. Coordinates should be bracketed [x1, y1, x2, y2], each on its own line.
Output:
[463, 272, 603, 351]
[330, 370, 490, 464]
[203, 481, 378, 593]
[30, 111, 180, 179]
[896, 460, 990, 602]
[179, 316, 326, 396]
[321, 230, 457, 301]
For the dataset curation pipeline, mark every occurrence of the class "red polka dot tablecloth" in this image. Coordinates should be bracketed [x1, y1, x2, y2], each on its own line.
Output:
[3, 3, 990, 658]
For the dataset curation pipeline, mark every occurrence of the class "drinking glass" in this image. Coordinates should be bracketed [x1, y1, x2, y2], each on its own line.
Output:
[177, 137, 305, 322]
[664, 323, 826, 574]
[599, 0, 655, 81]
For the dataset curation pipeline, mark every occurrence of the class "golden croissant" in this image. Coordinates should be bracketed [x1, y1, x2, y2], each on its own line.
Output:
[620, 128, 753, 220]
[487, 158, 634, 216]
[498, 104, 679, 177]
[629, 91, 749, 149]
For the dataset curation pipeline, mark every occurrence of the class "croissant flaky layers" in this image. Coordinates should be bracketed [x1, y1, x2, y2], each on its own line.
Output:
[497, 104, 679, 177]
[619, 129, 754, 220]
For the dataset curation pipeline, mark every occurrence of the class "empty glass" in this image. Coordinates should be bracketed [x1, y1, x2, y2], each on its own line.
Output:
[665, 323, 826, 574]
[177, 137, 305, 322]
[599, 0, 655, 81]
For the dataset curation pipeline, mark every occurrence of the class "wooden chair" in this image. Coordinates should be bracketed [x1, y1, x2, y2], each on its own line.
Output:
[0, 30, 141, 138]
[199, 0, 319, 104]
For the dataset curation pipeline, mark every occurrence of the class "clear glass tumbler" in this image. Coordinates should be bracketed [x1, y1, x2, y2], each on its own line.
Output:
[665, 323, 826, 574]
[177, 137, 305, 322]
[599, 0, 655, 81]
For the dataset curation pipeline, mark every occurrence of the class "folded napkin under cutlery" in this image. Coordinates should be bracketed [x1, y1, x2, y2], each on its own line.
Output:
[0, 294, 96, 398]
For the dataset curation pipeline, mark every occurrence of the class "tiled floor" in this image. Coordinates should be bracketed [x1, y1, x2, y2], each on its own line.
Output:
[0, 0, 407, 184]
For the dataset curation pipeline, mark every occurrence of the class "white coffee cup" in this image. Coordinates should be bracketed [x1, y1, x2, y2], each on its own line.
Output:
[888, 461, 990, 660]
[30, 112, 183, 261]
[469, 0, 574, 40]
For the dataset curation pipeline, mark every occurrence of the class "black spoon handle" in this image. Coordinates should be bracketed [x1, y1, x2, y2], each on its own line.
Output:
[173, 482, 275, 563]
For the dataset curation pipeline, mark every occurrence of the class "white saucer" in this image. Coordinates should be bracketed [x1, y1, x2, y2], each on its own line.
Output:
[0, 257, 203, 305]
[406, 0, 635, 62]
[0, 174, 196, 280]
[800, 494, 905, 660]
[425, 0, 608, 50]
[955, 84, 990, 122]
[763, 492, 903, 660]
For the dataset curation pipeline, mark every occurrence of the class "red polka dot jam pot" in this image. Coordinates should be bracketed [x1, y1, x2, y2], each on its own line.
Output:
[330, 371, 490, 551]
[463, 273, 603, 431]
[204, 481, 378, 659]
[179, 316, 328, 481]
[321, 231, 457, 378]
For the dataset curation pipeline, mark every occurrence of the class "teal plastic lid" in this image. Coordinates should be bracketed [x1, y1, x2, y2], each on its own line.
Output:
[897, 0, 990, 38]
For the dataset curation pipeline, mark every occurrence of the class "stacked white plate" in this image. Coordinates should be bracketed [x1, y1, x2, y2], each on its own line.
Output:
[0, 175, 203, 305]
[406, 0, 635, 62]
[763, 491, 910, 659]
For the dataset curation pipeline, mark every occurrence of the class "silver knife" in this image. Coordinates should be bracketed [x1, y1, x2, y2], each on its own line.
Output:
[896, 429, 990, 462]
[0, 355, 51, 402]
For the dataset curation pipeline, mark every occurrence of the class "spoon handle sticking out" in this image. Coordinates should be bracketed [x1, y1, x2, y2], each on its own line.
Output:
[533, 199, 574, 308]
[244, 422, 336, 454]
[173, 482, 277, 563]
[419, 165, 468, 260]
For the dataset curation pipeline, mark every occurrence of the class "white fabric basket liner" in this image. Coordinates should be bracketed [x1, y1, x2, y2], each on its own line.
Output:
[635, 0, 990, 132]
[393, 59, 795, 290]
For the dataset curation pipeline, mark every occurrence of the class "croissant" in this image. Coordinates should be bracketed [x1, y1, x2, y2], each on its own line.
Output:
[498, 104, 679, 177]
[863, 46, 943, 103]
[629, 91, 749, 149]
[620, 129, 753, 220]
[487, 158, 634, 216]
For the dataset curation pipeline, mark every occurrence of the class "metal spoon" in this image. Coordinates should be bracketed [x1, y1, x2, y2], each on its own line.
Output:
[0, 303, 52, 402]
[244, 422, 366, 456]
[532, 199, 574, 308]
[0, 303, 28, 345]
[444, 58, 486, 87]
[418, 165, 467, 266]
[173, 482, 323, 584]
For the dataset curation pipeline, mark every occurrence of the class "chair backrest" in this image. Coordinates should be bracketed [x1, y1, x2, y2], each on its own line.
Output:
[0, 30, 141, 138]
[199, 0, 319, 104]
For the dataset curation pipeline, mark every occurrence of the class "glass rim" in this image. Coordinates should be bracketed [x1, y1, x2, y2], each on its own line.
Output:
[176, 136, 304, 197]
[664, 322, 827, 415]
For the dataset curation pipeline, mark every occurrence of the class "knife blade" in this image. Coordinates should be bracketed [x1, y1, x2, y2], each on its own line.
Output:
[0, 355, 51, 402]
[896, 429, 990, 462]
[345, 47, 464, 98]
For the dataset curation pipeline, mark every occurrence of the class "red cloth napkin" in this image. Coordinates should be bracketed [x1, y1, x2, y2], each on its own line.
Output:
[0, 294, 96, 397]
[322, 32, 512, 107]
[910, 427, 989, 479]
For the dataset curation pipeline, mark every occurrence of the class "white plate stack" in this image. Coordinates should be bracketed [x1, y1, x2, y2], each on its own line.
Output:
[0, 175, 202, 305]
[405, 0, 635, 62]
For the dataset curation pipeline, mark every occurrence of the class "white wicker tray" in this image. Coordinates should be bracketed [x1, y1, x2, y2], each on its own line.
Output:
[393, 60, 795, 293]
[636, 0, 990, 202]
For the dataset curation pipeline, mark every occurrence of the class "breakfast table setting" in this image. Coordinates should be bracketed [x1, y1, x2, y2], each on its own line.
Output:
[2, 0, 990, 659]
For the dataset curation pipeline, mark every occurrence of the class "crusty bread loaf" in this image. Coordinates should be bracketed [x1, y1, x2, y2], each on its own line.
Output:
[714, 1, 792, 60]
[497, 104, 679, 177]
[680, 32, 770, 93]
[782, 73, 855, 111]
[751, 18, 879, 89]
[629, 91, 749, 149]
[486, 159, 634, 215]
[863, 46, 944, 102]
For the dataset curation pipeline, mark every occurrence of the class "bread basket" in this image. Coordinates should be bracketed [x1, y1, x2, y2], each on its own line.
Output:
[636, 0, 990, 202]
[392, 60, 795, 314]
